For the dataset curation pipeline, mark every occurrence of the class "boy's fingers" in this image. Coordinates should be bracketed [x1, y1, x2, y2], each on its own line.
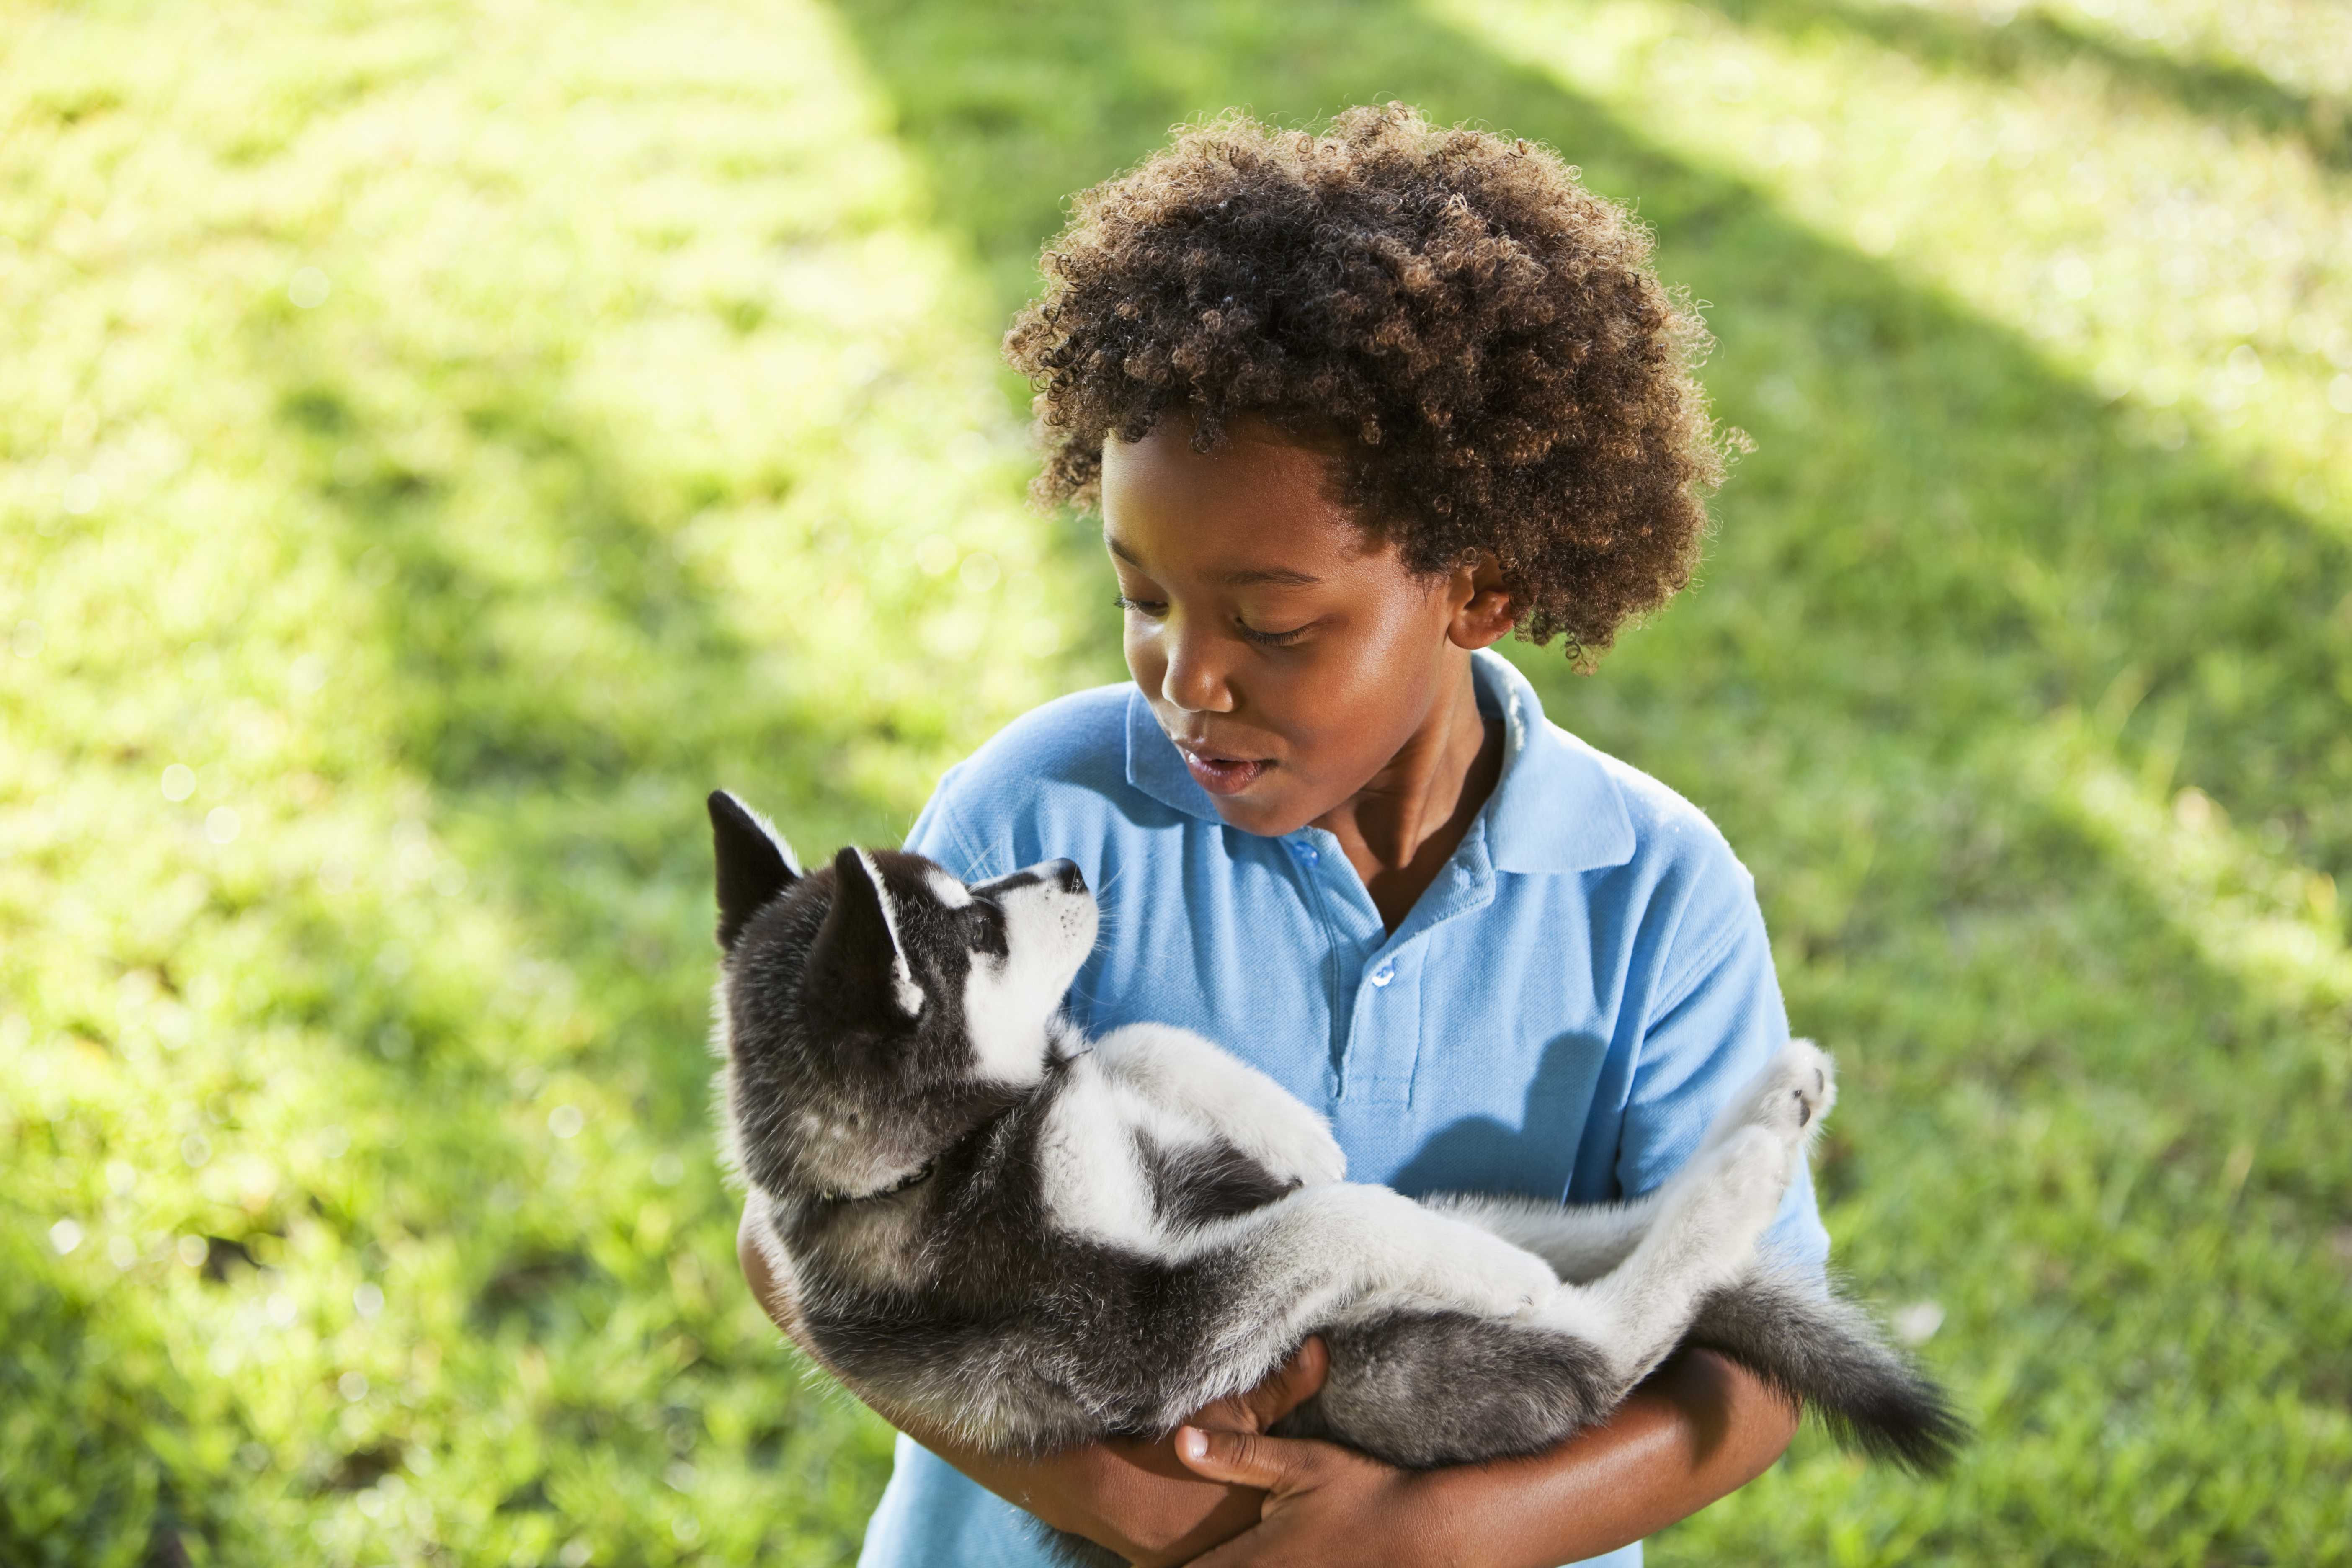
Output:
[1173, 1426, 1318, 1491]
[1276, 1335, 1330, 1404]
[1233, 1335, 1330, 1430]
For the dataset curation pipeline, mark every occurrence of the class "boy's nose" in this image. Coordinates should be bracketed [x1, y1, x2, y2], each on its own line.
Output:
[1159, 625, 1235, 714]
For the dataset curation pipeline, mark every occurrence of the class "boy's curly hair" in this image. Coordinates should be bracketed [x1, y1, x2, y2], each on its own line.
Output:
[1003, 103, 1730, 665]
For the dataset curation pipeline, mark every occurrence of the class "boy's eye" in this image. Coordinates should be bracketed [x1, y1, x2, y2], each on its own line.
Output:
[1234, 617, 1310, 647]
[1117, 596, 1310, 647]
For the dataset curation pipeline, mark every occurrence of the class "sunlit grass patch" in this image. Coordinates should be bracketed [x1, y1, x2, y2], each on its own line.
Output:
[3, 0, 1082, 1561]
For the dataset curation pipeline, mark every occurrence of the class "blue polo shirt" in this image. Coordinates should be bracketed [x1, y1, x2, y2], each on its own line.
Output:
[855, 649, 1827, 1568]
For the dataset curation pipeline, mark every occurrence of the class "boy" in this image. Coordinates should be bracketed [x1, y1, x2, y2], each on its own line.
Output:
[743, 103, 1826, 1566]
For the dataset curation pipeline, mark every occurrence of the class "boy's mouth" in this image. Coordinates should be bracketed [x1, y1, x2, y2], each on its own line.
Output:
[1173, 741, 1272, 795]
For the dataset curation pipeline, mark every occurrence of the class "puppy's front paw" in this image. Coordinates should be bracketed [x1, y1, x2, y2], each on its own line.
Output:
[1259, 1114, 1346, 1188]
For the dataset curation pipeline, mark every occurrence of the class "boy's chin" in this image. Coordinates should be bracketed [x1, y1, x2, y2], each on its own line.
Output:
[1206, 783, 1322, 841]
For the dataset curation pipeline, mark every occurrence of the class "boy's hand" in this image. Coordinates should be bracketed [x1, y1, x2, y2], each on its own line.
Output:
[1171, 1344, 1801, 1568]
[956, 1338, 1331, 1567]
[1173, 1426, 1432, 1566]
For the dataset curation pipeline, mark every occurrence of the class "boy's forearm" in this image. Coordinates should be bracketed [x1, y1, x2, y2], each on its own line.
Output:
[1168, 1349, 1798, 1568]
[1409, 1349, 1799, 1567]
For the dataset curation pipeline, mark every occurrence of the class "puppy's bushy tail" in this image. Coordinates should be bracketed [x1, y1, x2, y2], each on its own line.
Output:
[1687, 1268, 1969, 1474]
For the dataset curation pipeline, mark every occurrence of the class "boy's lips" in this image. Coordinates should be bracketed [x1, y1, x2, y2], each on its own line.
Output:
[1173, 740, 1274, 796]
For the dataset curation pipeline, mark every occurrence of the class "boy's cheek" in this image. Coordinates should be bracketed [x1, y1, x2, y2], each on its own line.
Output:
[1124, 638, 1158, 690]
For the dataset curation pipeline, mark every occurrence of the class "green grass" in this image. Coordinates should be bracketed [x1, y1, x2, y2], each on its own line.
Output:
[4, 0, 2347, 1564]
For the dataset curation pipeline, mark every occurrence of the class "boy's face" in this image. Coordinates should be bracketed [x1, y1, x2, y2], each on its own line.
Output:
[1100, 419, 1510, 839]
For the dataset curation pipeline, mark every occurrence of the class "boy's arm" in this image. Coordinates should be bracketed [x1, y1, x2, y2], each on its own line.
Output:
[1171, 1348, 1797, 1568]
[741, 1204, 1795, 1568]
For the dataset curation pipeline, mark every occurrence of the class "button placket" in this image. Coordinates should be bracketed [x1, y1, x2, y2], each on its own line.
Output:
[1274, 829, 1373, 1098]
[1341, 941, 1422, 1106]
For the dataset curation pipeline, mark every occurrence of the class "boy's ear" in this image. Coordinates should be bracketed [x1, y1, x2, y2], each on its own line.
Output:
[1447, 552, 1519, 652]
[805, 847, 926, 1023]
[709, 791, 802, 951]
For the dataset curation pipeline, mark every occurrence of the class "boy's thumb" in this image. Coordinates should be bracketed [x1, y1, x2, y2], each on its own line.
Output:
[1175, 1426, 1311, 1491]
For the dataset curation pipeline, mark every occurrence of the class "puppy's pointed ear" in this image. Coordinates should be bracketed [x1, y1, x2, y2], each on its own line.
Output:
[806, 847, 925, 1024]
[709, 791, 802, 951]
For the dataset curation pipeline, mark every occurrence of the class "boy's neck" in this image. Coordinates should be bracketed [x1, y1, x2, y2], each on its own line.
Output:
[1313, 660, 1505, 933]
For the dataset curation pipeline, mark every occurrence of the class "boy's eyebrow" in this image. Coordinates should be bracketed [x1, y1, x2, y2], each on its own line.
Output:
[1220, 566, 1322, 587]
[1104, 534, 1322, 588]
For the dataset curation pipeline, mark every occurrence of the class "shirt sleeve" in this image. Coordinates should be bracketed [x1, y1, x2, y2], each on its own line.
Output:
[1615, 865, 1832, 1279]
[902, 766, 1003, 883]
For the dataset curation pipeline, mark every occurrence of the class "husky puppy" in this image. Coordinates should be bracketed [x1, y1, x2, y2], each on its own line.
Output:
[710, 792, 1961, 1491]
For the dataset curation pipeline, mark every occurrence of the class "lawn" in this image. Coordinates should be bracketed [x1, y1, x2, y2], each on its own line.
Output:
[3, 1, 2347, 1564]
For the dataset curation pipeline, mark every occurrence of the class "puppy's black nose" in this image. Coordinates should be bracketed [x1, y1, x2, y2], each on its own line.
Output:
[1045, 858, 1087, 895]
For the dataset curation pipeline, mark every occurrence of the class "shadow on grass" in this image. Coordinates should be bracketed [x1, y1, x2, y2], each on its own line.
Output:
[259, 352, 924, 1123]
[1695, 0, 2352, 171]
[239, 337, 904, 1554]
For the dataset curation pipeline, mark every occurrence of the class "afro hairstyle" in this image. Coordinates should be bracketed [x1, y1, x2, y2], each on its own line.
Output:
[1003, 103, 1733, 666]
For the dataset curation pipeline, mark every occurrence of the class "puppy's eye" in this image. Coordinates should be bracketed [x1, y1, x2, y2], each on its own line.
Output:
[968, 899, 1010, 959]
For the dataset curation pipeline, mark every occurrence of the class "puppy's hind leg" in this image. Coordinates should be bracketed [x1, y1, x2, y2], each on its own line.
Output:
[1428, 1044, 1835, 1287]
[1533, 1051, 1830, 1393]
[1156, 1182, 1560, 1424]
[1699, 1039, 1835, 1160]
[1421, 1190, 1669, 1284]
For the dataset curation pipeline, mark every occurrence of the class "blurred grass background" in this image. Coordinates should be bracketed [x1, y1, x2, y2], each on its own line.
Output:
[3, 0, 2347, 1563]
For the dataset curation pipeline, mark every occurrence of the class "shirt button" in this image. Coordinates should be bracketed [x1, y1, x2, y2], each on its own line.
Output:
[1293, 843, 1318, 863]
[1369, 963, 1395, 987]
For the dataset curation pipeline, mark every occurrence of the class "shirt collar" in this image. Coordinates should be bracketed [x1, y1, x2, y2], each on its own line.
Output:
[1123, 648, 1634, 874]
[1473, 649, 1636, 874]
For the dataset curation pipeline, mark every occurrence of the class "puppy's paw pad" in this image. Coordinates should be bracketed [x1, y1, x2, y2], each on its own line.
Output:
[1741, 1040, 1835, 1142]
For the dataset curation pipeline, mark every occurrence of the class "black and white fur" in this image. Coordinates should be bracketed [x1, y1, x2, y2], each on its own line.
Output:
[709, 791, 1962, 1507]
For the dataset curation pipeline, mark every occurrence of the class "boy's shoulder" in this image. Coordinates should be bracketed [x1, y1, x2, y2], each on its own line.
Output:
[939, 682, 1135, 803]
[1556, 729, 1769, 992]
[911, 685, 1161, 871]
[1571, 727, 1751, 884]
[1476, 648, 1752, 900]
[1493, 697, 1766, 993]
